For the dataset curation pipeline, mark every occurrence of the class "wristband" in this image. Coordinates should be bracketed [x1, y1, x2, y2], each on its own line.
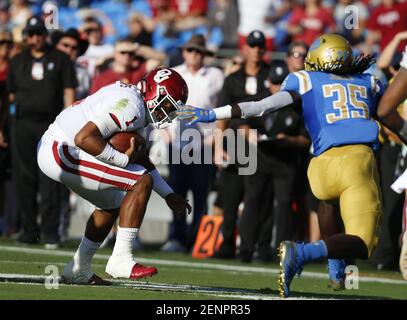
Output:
[150, 169, 174, 198]
[95, 143, 129, 168]
[213, 105, 232, 120]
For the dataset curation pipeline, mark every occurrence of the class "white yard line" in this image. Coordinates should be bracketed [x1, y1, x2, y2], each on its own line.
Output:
[0, 245, 406, 286]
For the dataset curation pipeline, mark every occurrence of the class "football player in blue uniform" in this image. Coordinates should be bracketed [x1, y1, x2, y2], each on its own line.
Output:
[177, 34, 400, 297]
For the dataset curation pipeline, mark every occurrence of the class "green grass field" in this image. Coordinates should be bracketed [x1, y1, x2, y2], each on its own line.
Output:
[0, 238, 406, 300]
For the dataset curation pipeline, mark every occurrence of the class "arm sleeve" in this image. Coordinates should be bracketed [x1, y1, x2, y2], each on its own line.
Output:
[239, 91, 296, 119]
[150, 169, 173, 198]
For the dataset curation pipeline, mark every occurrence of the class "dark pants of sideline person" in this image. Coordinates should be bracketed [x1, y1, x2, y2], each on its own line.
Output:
[215, 168, 244, 258]
[12, 118, 61, 244]
[239, 162, 295, 262]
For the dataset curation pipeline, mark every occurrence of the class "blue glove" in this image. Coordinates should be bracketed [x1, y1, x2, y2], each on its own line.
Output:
[176, 106, 216, 126]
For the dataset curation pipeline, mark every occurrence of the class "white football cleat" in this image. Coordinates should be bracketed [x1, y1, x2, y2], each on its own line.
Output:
[105, 255, 157, 279]
[400, 231, 407, 281]
[62, 260, 104, 285]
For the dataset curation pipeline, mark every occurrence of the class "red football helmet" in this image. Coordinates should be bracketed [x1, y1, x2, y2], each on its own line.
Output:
[137, 67, 189, 128]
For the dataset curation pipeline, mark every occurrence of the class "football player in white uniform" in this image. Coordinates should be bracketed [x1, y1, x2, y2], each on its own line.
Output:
[37, 68, 191, 284]
[377, 46, 407, 280]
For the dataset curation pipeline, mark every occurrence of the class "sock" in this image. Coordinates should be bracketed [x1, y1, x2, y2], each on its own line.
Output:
[328, 259, 346, 273]
[111, 227, 139, 260]
[302, 240, 328, 263]
[73, 236, 102, 268]
[328, 259, 347, 282]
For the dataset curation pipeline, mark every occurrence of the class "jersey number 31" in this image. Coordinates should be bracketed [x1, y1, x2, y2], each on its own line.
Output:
[323, 83, 369, 124]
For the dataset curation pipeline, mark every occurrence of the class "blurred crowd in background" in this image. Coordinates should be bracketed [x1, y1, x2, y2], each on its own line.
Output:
[0, 0, 406, 274]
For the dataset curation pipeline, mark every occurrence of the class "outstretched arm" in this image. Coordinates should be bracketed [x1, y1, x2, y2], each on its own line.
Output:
[177, 91, 300, 125]
[377, 67, 407, 143]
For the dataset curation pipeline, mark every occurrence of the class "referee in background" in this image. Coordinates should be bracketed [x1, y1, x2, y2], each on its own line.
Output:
[7, 16, 77, 247]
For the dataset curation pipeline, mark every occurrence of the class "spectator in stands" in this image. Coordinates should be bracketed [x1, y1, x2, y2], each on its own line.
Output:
[265, 0, 296, 52]
[161, 34, 224, 253]
[90, 38, 165, 94]
[51, 28, 90, 100]
[127, 12, 153, 47]
[148, 0, 209, 57]
[214, 30, 270, 260]
[334, 0, 369, 46]
[287, 0, 336, 47]
[285, 41, 308, 73]
[7, 16, 77, 247]
[377, 30, 407, 76]
[148, 0, 177, 23]
[367, 0, 407, 53]
[90, 39, 142, 94]
[79, 16, 114, 77]
[240, 60, 310, 262]
[223, 54, 244, 77]
[0, 0, 10, 31]
[237, 0, 277, 52]
[148, 0, 207, 34]
[9, 0, 32, 29]
[171, 0, 208, 18]
[207, 0, 239, 49]
[169, 0, 208, 31]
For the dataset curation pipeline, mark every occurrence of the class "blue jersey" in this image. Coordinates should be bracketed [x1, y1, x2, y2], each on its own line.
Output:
[280, 71, 384, 156]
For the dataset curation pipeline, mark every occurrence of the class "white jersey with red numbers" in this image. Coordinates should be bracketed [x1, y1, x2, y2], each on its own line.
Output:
[55, 81, 146, 144]
[37, 81, 148, 210]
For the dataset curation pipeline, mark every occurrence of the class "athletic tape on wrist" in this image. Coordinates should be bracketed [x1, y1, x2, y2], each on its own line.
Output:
[95, 143, 129, 168]
[150, 169, 173, 198]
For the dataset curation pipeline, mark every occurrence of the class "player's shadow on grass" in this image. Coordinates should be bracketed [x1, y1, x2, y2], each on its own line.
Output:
[156, 284, 394, 300]
[258, 287, 393, 300]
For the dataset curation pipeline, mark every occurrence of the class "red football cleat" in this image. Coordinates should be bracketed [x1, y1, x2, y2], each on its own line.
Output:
[130, 263, 158, 279]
